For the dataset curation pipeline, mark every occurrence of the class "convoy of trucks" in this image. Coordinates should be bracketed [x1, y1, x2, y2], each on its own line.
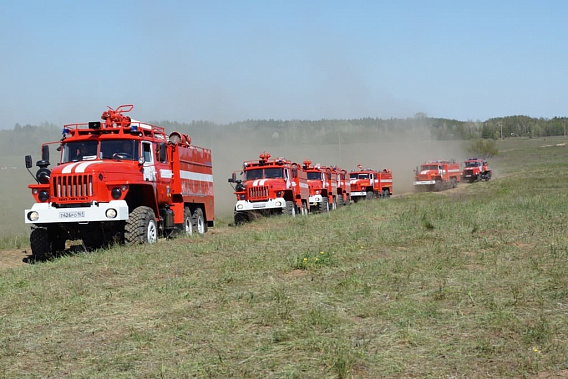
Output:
[23, 104, 495, 258]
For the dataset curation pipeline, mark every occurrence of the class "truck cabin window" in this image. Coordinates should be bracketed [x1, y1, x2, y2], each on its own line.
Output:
[100, 140, 139, 161]
[350, 173, 369, 179]
[245, 168, 284, 180]
[307, 172, 321, 180]
[63, 141, 98, 162]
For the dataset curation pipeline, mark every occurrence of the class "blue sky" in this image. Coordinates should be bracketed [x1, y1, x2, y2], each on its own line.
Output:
[1, 0, 566, 128]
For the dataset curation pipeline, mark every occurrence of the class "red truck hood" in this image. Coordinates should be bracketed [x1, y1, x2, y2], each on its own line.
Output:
[53, 160, 141, 177]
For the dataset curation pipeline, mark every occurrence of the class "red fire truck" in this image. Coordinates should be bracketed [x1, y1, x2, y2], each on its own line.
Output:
[302, 160, 339, 212]
[333, 166, 351, 207]
[24, 105, 214, 259]
[462, 158, 492, 182]
[413, 160, 461, 191]
[349, 165, 393, 202]
[228, 152, 310, 224]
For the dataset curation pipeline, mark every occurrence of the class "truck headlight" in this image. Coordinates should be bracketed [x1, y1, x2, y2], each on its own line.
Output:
[27, 211, 39, 222]
[105, 208, 117, 219]
[236, 204, 244, 210]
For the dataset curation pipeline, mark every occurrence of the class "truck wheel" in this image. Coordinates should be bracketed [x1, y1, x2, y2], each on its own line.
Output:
[234, 212, 248, 225]
[451, 178, 457, 188]
[192, 208, 207, 234]
[337, 195, 344, 207]
[319, 197, 329, 212]
[366, 191, 374, 200]
[125, 206, 158, 245]
[30, 226, 51, 260]
[284, 200, 296, 216]
[435, 180, 443, 191]
[183, 207, 193, 236]
[382, 189, 390, 198]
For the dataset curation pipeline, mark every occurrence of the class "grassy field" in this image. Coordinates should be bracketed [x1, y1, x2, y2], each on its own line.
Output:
[0, 137, 567, 377]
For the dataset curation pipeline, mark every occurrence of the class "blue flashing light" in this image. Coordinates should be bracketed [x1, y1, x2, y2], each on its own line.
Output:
[62, 127, 70, 135]
[130, 124, 138, 133]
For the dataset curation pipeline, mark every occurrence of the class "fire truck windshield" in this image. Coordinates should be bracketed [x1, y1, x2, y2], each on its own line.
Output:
[465, 161, 481, 168]
[245, 168, 284, 180]
[350, 173, 369, 179]
[307, 172, 321, 180]
[100, 140, 139, 161]
[62, 141, 98, 162]
[421, 165, 440, 171]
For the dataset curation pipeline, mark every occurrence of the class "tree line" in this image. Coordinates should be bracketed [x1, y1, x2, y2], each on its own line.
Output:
[2, 115, 566, 157]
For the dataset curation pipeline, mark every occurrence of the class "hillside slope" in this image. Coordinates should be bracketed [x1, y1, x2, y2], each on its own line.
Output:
[0, 137, 567, 377]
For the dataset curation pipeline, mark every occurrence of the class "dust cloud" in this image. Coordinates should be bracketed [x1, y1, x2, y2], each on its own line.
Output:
[209, 124, 468, 221]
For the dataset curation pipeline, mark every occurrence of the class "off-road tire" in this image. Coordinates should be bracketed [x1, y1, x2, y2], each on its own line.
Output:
[450, 177, 458, 188]
[234, 212, 248, 225]
[434, 180, 443, 191]
[337, 195, 344, 207]
[319, 197, 329, 213]
[192, 208, 207, 234]
[30, 226, 51, 260]
[284, 200, 296, 216]
[366, 191, 375, 200]
[125, 206, 158, 245]
[183, 207, 193, 236]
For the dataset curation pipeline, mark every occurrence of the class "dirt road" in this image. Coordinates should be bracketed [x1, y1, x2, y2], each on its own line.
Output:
[0, 249, 29, 269]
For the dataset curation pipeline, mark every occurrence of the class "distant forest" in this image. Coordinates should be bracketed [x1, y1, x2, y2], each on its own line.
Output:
[2, 115, 567, 157]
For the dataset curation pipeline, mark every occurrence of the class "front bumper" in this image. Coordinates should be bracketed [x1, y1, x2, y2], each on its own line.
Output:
[413, 180, 436, 185]
[351, 191, 367, 197]
[24, 200, 129, 224]
[234, 197, 286, 212]
[309, 194, 322, 205]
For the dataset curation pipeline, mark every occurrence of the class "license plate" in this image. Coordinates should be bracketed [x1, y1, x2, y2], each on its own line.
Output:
[59, 211, 85, 219]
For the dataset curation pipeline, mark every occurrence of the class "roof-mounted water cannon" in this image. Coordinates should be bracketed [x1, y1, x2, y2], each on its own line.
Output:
[303, 160, 312, 169]
[259, 152, 271, 165]
[101, 104, 133, 129]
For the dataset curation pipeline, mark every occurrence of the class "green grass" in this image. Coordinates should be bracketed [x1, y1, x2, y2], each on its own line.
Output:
[0, 137, 567, 377]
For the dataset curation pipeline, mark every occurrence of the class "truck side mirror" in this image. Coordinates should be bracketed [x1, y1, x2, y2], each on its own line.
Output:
[228, 172, 237, 183]
[25, 155, 33, 169]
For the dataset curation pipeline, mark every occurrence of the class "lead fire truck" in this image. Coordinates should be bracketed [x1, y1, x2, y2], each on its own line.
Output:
[349, 165, 393, 202]
[413, 160, 461, 191]
[228, 152, 310, 224]
[24, 104, 214, 259]
[462, 158, 492, 183]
